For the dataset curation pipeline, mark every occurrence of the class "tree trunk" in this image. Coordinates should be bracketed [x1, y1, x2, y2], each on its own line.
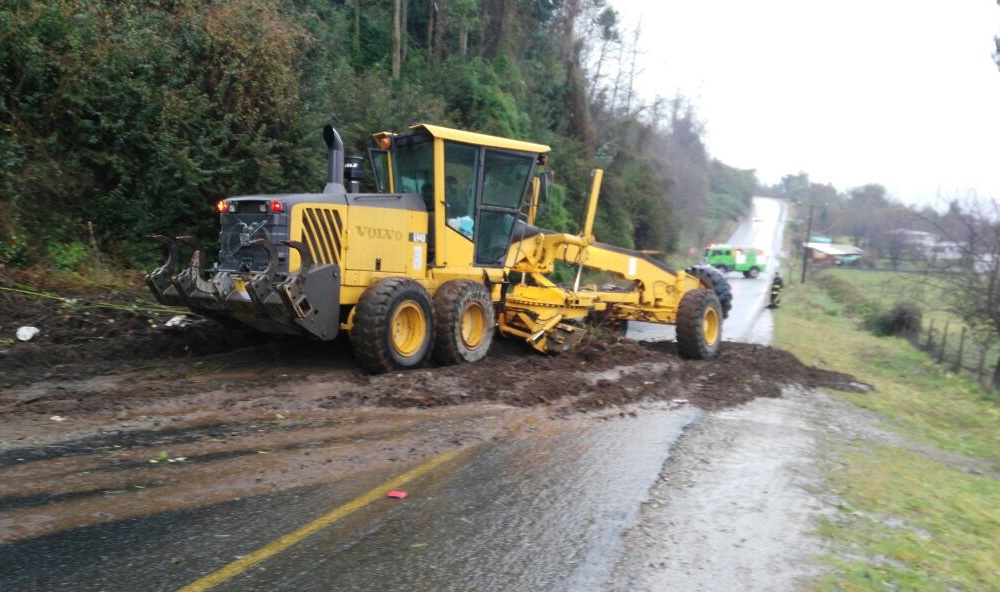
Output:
[426, 0, 435, 65]
[559, 0, 581, 64]
[624, 24, 641, 113]
[401, 0, 408, 65]
[459, 26, 468, 57]
[353, 0, 361, 53]
[482, 0, 517, 58]
[392, 0, 401, 79]
[433, 0, 447, 64]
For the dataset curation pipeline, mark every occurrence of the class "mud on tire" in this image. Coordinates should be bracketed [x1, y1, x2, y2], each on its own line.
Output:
[433, 280, 495, 365]
[676, 288, 723, 360]
[686, 265, 733, 319]
[351, 277, 433, 374]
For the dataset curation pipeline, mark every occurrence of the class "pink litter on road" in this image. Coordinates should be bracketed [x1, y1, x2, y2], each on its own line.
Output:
[387, 490, 408, 499]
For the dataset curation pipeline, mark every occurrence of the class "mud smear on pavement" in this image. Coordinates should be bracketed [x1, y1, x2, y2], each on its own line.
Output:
[0, 287, 863, 543]
[0, 288, 860, 416]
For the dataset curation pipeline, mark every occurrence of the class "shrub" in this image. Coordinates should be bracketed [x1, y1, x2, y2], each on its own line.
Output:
[865, 302, 922, 341]
[47, 241, 89, 270]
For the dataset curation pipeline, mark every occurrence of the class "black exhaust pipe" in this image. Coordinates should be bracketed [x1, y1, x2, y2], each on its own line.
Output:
[322, 124, 345, 193]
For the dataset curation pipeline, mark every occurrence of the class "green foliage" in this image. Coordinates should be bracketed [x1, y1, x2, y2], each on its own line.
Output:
[432, 56, 529, 138]
[47, 241, 89, 270]
[708, 159, 756, 221]
[1, 0, 750, 273]
[2, 0, 317, 267]
[535, 182, 576, 234]
[816, 273, 871, 312]
[706, 191, 747, 222]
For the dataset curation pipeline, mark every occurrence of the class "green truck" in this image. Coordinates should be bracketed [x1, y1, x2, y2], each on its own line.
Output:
[704, 244, 768, 278]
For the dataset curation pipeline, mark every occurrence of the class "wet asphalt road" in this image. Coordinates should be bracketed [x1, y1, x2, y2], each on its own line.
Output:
[1, 406, 700, 592]
[1, 198, 785, 592]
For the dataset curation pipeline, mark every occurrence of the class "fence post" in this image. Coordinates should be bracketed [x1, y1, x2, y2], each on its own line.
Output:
[993, 355, 1000, 393]
[978, 347, 988, 386]
[953, 327, 966, 373]
[938, 321, 949, 364]
[925, 318, 935, 352]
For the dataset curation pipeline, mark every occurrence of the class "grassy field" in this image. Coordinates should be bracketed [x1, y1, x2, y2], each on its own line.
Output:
[807, 268, 999, 393]
[773, 270, 1000, 591]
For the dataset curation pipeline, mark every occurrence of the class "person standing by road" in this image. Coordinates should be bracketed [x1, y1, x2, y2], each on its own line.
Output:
[769, 271, 784, 307]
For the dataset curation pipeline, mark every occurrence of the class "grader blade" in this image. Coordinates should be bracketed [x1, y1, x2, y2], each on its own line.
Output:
[543, 322, 587, 354]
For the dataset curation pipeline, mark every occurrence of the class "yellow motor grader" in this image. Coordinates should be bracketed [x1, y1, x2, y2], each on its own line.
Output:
[147, 124, 732, 373]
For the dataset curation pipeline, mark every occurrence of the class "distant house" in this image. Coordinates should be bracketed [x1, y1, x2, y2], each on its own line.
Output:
[888, 229, 965, 262]
[888, 229, 936, 249]
[928, 241, 964, 262]
[805, 241, 864, 265]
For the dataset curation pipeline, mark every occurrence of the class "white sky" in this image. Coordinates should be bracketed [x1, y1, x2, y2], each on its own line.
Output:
[612, 0, 1000, 207]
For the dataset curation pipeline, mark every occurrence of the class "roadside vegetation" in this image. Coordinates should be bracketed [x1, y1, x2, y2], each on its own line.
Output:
[774, 269, 1000, 591]
[1, 0, 756, 274]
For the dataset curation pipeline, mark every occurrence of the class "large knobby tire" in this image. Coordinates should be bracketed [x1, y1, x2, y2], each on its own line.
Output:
[686, 265, 733, 319]
[676, 288, 723, 360]
[433, 280, 495, 365]
[351, 278, 433, 374]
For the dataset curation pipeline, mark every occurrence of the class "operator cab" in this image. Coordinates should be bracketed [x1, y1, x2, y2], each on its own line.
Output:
[372, 125, 549, 269]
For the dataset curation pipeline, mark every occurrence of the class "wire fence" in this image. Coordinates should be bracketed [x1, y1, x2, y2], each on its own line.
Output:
[921, 319, 1000, 401]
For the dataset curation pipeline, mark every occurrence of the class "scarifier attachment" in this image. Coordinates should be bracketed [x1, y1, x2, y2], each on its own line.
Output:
[175, 236, 226, 313]
[146, 235, 184, 307]
[145, 235, 340, 341]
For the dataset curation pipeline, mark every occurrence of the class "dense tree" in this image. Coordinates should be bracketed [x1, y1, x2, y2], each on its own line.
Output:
[0, 0, 757, 270]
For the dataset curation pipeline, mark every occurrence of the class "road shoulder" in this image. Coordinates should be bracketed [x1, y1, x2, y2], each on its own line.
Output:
[609, 386, 862, 591]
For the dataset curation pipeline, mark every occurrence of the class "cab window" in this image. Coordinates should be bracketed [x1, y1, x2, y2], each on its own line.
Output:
[368, 148, 389, 192]
[392, 133, 434, 208]
[444, 141, 479, 240]
[475, 149, 534, 266]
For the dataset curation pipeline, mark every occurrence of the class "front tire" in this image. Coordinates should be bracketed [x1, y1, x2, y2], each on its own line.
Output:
[352, 278, 433, 374]
[676, 289, 723, 360]
[433, 280, 495, 365]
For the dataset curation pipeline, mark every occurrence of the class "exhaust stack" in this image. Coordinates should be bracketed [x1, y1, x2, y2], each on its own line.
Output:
[322, 124, 345, 194]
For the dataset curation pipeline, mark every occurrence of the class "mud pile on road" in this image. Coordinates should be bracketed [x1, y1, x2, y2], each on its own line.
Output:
[0, 286, 862, 418]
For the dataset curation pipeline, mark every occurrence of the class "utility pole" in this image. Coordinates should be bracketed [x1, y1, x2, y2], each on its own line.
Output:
[801, 200, 814, 284]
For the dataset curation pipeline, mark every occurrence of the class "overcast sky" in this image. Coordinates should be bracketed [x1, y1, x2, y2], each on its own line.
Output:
[612, 0, 1000, 207]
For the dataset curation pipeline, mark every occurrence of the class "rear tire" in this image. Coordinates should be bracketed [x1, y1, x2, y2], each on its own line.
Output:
[352, 278, 433, 374]
[748, 266, 760, 279]
[686, 265, 733, 319]
[676, 289, 722, 360]
[433, 280, 495, 365]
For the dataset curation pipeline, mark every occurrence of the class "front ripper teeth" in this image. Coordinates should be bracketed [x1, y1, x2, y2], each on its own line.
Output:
[145, 234, 340, 342]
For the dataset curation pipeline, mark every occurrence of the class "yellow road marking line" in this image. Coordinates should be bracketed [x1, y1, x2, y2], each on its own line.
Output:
[177, 448, 463, 592]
